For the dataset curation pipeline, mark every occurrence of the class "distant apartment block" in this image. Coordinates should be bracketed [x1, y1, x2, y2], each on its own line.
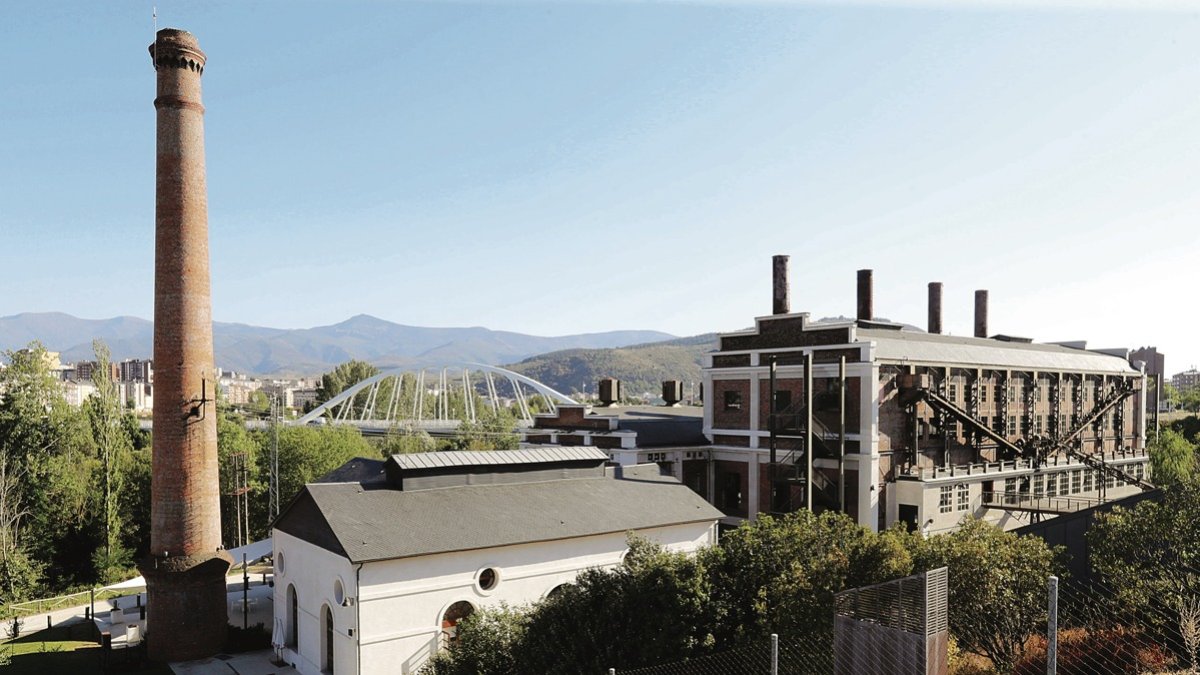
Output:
[1173, 368, 1200, 392]
[118, 358, 154, 383]
[291, 388, 319, 411]
[70, 360, 120, 383]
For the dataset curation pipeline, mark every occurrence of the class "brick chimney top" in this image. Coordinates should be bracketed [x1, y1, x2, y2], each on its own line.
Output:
[149, 28, 207, 70]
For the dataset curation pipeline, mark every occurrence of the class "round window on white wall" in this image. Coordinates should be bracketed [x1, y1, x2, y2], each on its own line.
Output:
[476, 567, 500, 593]
[334, 578, 345, 606]
[275, 551, 285, 576]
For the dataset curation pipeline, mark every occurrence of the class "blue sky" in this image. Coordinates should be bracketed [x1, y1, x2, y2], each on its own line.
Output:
[1, 1, 1197, 372]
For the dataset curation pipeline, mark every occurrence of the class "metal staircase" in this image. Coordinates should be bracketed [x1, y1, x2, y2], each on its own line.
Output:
[768, 400, 841, 514]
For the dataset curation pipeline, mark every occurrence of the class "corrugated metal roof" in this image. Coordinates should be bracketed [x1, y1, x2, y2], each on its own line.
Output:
[276, 466, 722, 563]
[389, 447, 608, 470]
[859, 329, 1138, 374]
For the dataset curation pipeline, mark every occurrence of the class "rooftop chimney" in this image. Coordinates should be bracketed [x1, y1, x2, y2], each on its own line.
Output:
[857, 269, 873, 322]
[772, 255, 790, 315]
[662, 380, 682, 406]
[928, 282, 943, 334]
[598, 378, 621, 406]
[974, 290, 989, 338]
[140, 28, 231, 663]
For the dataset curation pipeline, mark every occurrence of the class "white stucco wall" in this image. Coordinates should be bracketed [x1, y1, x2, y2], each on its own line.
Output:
[274, 530, 360, 675]
[275, 520, 716, 675]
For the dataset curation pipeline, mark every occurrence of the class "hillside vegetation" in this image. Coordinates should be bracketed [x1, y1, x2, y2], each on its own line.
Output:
[505, 334, 718, 397]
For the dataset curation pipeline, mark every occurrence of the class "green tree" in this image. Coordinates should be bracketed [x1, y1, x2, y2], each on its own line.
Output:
[316, 360, 380, 407]
[376, 424, 436, 456]
[1171, 414, 1200, 446]
[84, 340, 134, 581]
[423, 604, 528, 675]
[0, 342, 89, 599]
[521, 535, 714, 674]
[218, 409, 264, 546]
[1162, 382, 1181, 409]
[247, 389, 270, 416]
[266, 425, 373, 509]
[117, 444, 153, 561]
[1148, 428, 1196, 486]
[443, 407, 520, 452]
[425, 535, 714, 675]
[911, 517, 1061, 673]
[1182, 388, 1200, 414]
[1089, 482, 1200, 616]
[707, 510, 914, 647]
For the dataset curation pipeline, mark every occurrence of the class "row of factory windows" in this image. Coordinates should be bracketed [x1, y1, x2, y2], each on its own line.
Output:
[937, 463, 1147, 514]
[724, 381, 1125, 413]
[926, 412, 1126, 441]
[944, 377, 1119, 406]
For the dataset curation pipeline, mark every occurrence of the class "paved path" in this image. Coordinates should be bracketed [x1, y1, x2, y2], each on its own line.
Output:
[5, 573, 276, 639]
[170, 650, 296, 675]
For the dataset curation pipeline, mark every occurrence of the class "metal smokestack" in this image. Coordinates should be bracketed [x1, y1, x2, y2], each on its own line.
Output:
[974, 290, 989, 338]
[928, 282, 943, 334]
[857, 269, 873, 322]
[141, 28, 231, 663]
[772, 255, 790, 315]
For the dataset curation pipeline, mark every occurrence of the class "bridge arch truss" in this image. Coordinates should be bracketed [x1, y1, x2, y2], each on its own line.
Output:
[294, 363, 577, 429]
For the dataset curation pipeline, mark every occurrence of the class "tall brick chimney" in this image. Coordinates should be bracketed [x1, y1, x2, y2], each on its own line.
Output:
[772, 255, 790, 315]
[856, 269, 873, 322]
[974, 289, 989, 338]
[928, 282, 943, 334]
[140, 28, 231, 663]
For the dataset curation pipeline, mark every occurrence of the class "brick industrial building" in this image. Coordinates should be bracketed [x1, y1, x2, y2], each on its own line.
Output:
[553, 259, 1152, 536]
[696, 259, 1150, 534]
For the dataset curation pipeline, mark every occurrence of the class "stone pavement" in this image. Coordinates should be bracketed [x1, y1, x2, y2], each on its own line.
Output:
[169, 649, 296, 675]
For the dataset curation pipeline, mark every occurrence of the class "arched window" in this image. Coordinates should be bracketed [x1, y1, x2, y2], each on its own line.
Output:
[546, 583, 570, 600]
[440, 601, 475, 650]
[322, 604, 334, 674]
[287, 585, 298, 649]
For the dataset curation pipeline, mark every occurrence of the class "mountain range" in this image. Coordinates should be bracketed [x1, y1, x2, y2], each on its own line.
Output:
[0, 312, 675, 375]
[505, 334, 718, 397]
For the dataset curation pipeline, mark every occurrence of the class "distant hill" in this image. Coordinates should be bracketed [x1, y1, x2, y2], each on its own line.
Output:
[0, 312, 675, 375]
[504, 334, 719, 397]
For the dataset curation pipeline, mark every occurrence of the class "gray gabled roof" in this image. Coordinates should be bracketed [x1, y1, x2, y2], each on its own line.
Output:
[859, 329, 1138, 374]
[275, 463, 722, 563]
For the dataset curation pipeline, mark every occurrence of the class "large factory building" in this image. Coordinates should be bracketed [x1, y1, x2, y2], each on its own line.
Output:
[695, 258, 1150, 534]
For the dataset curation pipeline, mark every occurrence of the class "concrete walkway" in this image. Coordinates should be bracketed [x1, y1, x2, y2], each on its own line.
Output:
[5, 572, 276, 640]
[169, 650, 296, 675]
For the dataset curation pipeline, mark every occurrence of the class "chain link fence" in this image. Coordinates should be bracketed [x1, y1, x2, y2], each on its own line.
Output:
[1016, 574, 1200, 674]
[613, 635, 833, 675]
[605, 570, 1200, 674]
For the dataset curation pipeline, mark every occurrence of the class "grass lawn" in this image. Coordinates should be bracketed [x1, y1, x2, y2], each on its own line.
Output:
[0, 623, 172, 675]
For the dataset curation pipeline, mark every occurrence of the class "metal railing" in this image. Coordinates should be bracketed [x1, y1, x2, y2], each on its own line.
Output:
[903, 447, 1148, 481]
[980, 490, 1101, 514]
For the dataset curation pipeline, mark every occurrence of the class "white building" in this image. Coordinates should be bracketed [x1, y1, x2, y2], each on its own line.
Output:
[271, 448, 722, 675]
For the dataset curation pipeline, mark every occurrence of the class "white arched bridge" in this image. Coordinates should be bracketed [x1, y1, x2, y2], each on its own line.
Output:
[294, 364, 578, 434]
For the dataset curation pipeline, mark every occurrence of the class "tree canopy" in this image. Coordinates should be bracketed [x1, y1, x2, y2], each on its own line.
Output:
[427, 510, 1062, 675]
[316, 360, 380, 406]
[1149, 428, 1197, 486]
